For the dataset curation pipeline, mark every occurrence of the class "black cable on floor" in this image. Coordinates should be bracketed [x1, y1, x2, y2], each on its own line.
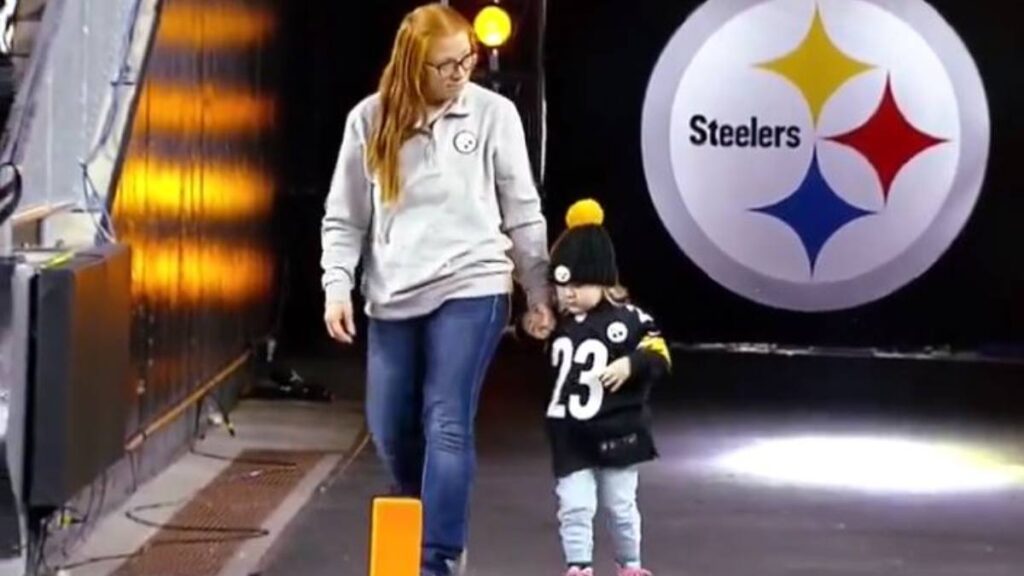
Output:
[56, 533, 271, 572]
[189, 445, 300, 471]
[125, 500, 270, 538]
[52, 499, 273, 572]
[52, 380, 348, 572]
[31, 516, 52, 575]
[49, 447, 286, 572]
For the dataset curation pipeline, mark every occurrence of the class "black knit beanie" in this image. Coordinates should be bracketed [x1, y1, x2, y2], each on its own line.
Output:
[549, 199, 619, 287]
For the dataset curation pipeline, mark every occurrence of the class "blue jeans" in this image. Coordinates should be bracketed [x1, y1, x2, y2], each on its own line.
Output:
[556, 467, 642, 569]
[366, 295, 509, 575]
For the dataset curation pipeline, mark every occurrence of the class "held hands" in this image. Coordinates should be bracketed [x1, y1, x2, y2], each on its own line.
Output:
[522, 302, 555, 339]
[324, 300, 357, 344]
[328, 300, 554, 344]
[598, 357, 632, 392]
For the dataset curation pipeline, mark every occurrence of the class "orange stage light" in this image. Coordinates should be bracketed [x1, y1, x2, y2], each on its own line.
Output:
[116, 158, 274, 220]
[127, 237, 273, 305]
[157, 1, 275, 49]
[138, 83, 276, 136]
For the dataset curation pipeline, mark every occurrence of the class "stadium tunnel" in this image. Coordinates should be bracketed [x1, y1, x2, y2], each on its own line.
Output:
[1, 1, 1023, 575]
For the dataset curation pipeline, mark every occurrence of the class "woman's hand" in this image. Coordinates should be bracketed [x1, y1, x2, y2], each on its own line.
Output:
[324, 301, 357, 344]
[522, 302, 555, 339]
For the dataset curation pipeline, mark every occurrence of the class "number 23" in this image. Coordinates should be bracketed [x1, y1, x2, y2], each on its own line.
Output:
[547, 337, 609, 420]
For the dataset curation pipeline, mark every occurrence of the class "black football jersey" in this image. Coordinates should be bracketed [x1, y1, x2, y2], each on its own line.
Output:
[544, 299, 670, 478]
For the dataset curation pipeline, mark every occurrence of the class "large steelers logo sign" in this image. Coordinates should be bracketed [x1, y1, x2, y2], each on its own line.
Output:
[641, 0, 989, 311]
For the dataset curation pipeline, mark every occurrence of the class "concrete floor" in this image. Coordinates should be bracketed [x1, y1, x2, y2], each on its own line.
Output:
[46, 341, 1024, 575]
[258, 347, 1024, 575]
[55, 397, 365, 576]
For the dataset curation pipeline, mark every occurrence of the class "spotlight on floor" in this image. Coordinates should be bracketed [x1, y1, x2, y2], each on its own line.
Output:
[713, 435, 1024, 494]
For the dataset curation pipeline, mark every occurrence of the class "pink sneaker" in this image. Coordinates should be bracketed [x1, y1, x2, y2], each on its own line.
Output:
[617, 567, 653, 576]
[564, 568, 594, 576]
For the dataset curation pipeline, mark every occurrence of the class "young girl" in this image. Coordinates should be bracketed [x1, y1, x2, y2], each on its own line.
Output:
[543, 199, 671, 576]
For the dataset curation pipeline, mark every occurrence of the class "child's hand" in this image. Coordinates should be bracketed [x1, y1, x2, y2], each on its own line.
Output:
[522, 303, 555, 339]
[599, 357, 632, 392]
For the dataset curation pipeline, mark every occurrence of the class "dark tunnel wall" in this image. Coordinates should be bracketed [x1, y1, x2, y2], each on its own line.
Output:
[112, 0, 280, 435]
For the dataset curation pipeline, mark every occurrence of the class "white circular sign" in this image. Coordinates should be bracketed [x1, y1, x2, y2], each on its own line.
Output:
[641, 0, 989, 311]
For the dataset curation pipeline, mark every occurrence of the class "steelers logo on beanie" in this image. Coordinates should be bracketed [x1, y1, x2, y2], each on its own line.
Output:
[550, 199, 619, 287]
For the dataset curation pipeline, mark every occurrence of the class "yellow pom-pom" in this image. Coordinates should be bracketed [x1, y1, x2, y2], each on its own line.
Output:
[565, 199, 605, 229]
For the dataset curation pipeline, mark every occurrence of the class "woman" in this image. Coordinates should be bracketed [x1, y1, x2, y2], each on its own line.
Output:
[320, 3, 554, 575]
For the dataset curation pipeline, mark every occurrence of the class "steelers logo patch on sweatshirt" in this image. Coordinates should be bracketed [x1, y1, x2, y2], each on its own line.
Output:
[454, 130, 479, 154]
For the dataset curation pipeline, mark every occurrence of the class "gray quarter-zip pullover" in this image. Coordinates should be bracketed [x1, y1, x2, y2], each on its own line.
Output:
[321, 82, 551, 320]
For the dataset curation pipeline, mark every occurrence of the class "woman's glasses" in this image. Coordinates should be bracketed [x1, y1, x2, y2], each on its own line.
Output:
[427, 52, 478, 78]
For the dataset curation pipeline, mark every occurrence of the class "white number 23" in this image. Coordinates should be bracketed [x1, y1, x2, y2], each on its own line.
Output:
[547, 337, 609, 420]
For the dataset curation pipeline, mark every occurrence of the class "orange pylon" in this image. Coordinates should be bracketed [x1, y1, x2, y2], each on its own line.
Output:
[369, 497, 422, 576]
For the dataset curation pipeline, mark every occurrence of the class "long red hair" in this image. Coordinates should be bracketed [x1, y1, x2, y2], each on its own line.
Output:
[368, 4, 476, 203]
